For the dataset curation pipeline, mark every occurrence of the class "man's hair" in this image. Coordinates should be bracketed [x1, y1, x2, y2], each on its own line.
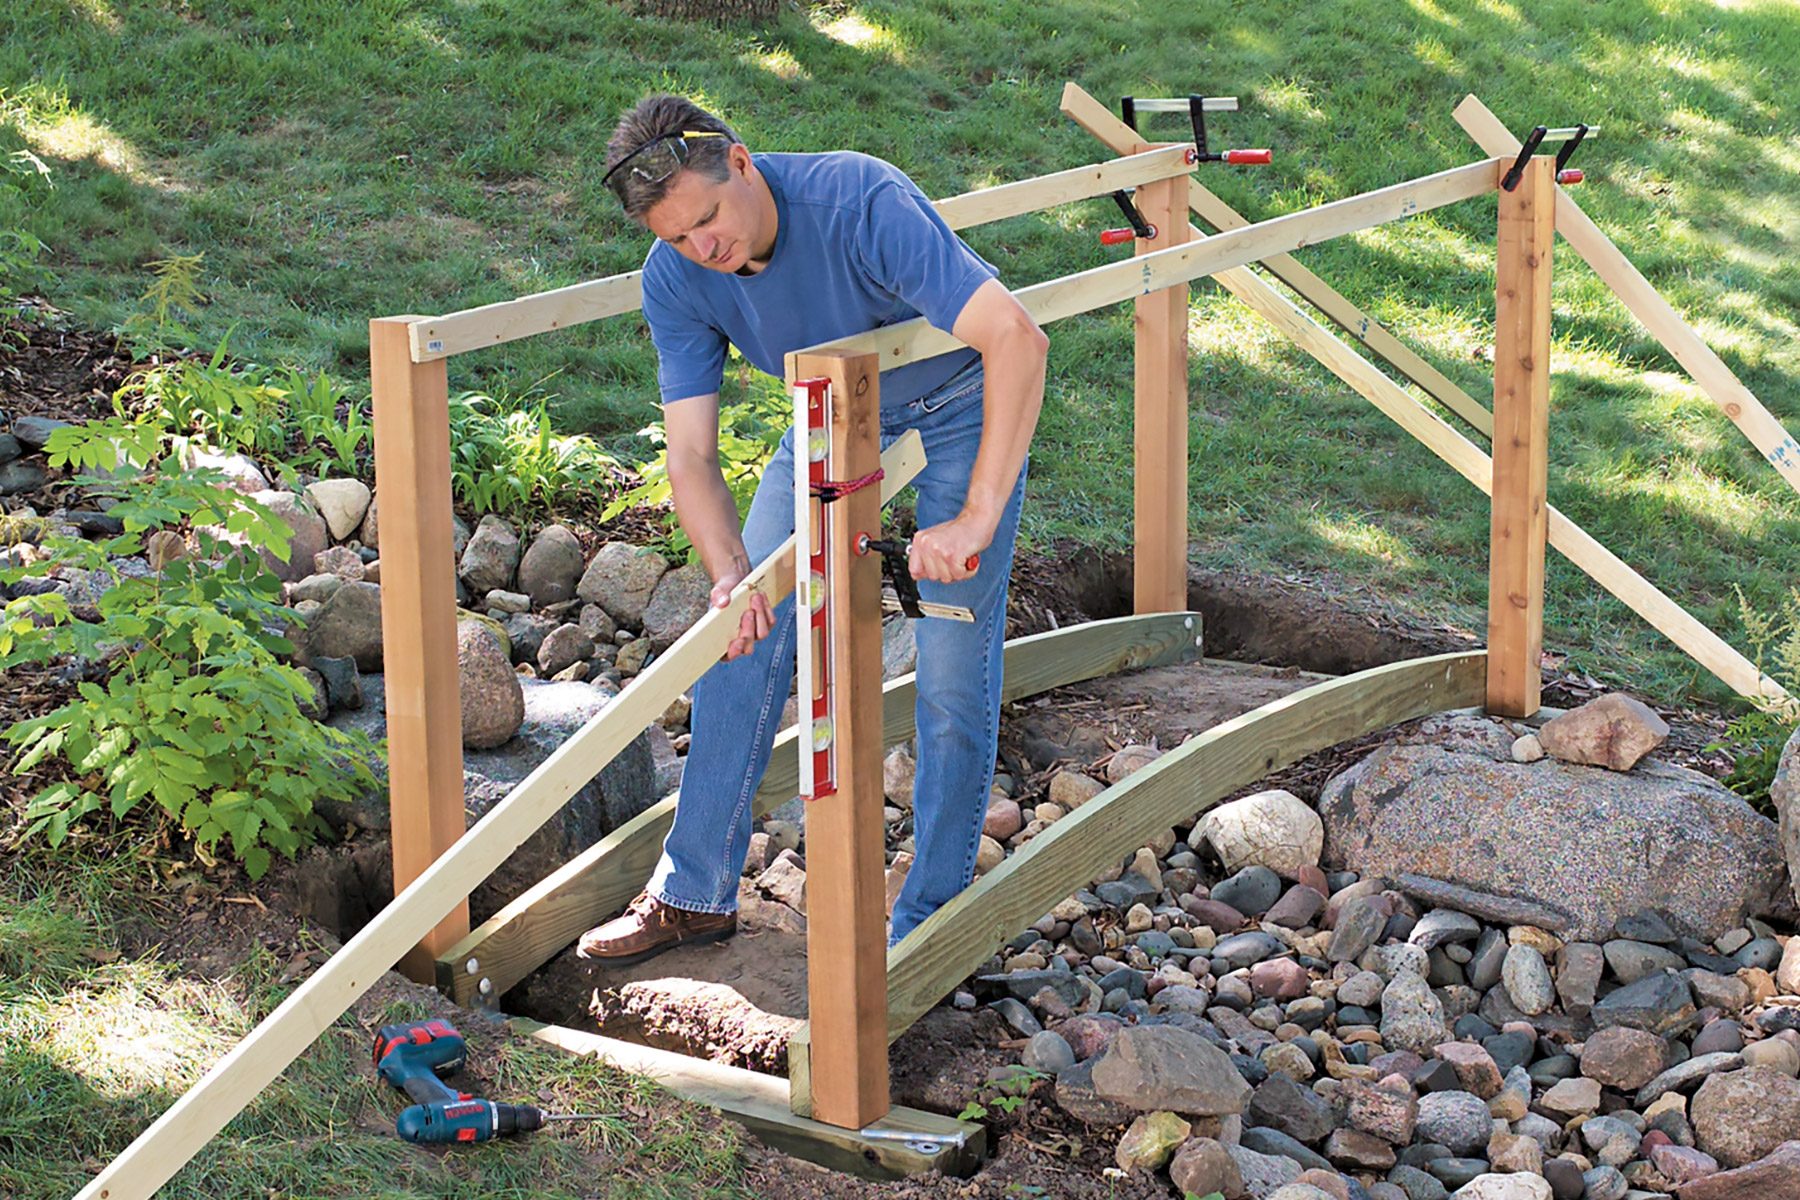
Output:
[604, 95, 741, 223]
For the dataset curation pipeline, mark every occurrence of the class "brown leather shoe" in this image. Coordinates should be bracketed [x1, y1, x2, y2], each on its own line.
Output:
[575, 892, 736, 966]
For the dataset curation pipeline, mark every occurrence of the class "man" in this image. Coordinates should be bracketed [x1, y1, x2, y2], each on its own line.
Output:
[577, 94, 1047, 965]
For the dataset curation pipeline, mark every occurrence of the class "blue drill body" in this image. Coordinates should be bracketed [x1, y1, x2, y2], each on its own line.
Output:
[371, 1019, 563, 1144]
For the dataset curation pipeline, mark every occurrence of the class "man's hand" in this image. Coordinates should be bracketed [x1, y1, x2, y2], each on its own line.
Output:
[713, 566, 775, 661]
[909, 513, 989, 584]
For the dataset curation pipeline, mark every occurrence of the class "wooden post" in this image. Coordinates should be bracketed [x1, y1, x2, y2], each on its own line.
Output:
[369, 316, 469, 982]
[1486, 158, 1554, 717]
[789, 350, 890, 1128]
[1131, 152, 1192, 614]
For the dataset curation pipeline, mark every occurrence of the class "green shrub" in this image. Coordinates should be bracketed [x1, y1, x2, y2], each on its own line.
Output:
[602, 384, 787, 563]
[447, 389, 619, 516]
[114, 338, 292, 462]
[116, 251, 206, 356]
[0, 142, 52, 321]
[0, 418, 380, 878]
[1715, 586, 1800, 812]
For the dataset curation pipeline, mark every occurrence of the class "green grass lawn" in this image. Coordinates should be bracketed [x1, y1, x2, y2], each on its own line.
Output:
[4, 0, 1798, 704]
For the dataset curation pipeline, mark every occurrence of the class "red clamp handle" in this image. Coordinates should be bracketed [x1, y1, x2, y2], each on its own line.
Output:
[1556, 168, 1584, 185]
[1224, 149, 1272, 165]
[964, 554, 981, 573]
[1100, 226, 1155, 246]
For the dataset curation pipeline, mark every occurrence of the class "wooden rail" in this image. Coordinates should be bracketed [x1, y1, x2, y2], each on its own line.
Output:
[406, 144, 1200, 362]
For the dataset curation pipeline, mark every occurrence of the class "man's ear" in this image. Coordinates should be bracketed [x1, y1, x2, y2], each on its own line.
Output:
[729, 142, 753, 176]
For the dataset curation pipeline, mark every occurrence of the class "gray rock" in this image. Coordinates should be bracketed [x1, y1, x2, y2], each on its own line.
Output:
[1414, 1090, 1491, 1156]
[11, 415, 71, 450]
[1395, 875, 1572, 934]
[536, 623, 595, 678]
[881, 613, 916, 680]
[0, 459, 49, 494]
[1248, 1072, 1335, 1143]
[0, 432, 18, 463]
[303, 580, 384, 670]
[1537, 692, 1668, 771]
[1319, 744, 1790, 940]
[1613, 909, 1679, 944]
[1634, 1051, 1745, 1107]
[1330, 895, 1388, 962]
[310, 654, 362, 711]
[1692, 1065, 1800, 1168]
[1387, 1165, 1449, 1200]
[303, 477, 371, 540]
[1091, 1024, 1252, 1116]
[1591, 971, 1696, 1036]
[1051, 1057, 1134, 1128]
[641, 562, 710, 650]
[1410, 909, 1482, 950]
[577, 541, 668, 627]
[1215, 931, 1286, 971]
[1675, 1140, 1800, 1200]
[1581, 1165, 1627, 1200]
[1239, 1126, 1330, 1171]
[515, 524, 584, 608]
[1228, 1143, 1304, 1198]
[1776, 725, 1800, 911]
[1579, 1025, 1669, 1091]
[1468, 927, 1508, 991]
[500, 612, 556, 667]
[1214, 865, 1284, 916]
[1381, 970, 1449, 1054]
[1020, 1030, 1076, 1075]
[1604, 938, 1687, 983]
[457, 621, 525, 749]
[1502, 944, 1555, 1015]
[459, 514, 521, 595]
[1556, 942, 1604, 1015]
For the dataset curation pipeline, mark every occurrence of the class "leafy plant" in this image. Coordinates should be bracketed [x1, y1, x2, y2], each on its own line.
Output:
[117, 251, 207, 355]
[0, 144, 52, 325]
[447, 389, 618, 516]
[114, 338, 292, 461]
[956, 1064, 1050, 1122]
[279, 365, 371, 476]
[602, 383, 788, 562]
[0, 417, 380, 878]
[1713, 585, 1800, 812]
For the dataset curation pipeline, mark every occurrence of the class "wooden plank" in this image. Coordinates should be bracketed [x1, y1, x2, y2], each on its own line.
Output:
[1053, 83, 1499, 441]
[438, 612, 1203, 1006]
[409, 145, 1196, 363]
[1487, 157, 1555, 718]
[72, 431, 927, 1200]
[932, 143, 1196, 229]
[792, 350, 889, 1127]
[515, 1019, 983, 1180]
[1454, 93, 1800, 494]
[1131, 161, 1191, 615]
[884, 652, 1490, 1042]
[369, 316, 469, 982]
[797, 157, 1504, 371]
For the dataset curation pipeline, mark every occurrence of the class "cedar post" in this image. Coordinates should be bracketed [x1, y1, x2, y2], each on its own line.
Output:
[1487, 158, 1555, 717]
[1131, 150, 1192, 614]
[369, 316, 469, 982]
[790, 350, 890, 1128]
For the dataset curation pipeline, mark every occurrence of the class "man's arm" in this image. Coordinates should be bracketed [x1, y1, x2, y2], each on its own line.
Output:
[663, 393, 773, 660]
[908, 278, 1049, 583]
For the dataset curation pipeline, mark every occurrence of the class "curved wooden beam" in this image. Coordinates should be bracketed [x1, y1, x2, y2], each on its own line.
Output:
[437, 612, 1206, 1006]
[882, 651, 1488, 1043]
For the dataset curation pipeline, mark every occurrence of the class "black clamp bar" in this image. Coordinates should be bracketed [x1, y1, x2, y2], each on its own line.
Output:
[1503, 121, 1593, 190]
[857, 536, 925, 619]
[1108, 189, 1156, 239]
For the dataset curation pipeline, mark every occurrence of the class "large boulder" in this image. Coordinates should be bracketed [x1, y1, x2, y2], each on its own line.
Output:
[302, 580, 384, 671]
[516, 524, 584, 609]
[1774, 724, 1800, 908]
[641, 562, 711, 650]
[1318, 741, 1790, 940]
[325, 672, 657, 920]
[459, 514, 521, 595]
[577, 541, 668, 628]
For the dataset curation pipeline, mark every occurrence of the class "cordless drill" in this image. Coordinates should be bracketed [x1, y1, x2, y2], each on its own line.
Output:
[372, 1019, 603, 1145]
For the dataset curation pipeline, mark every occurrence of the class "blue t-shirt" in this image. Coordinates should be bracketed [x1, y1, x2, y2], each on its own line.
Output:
[639, 151, 997, 408]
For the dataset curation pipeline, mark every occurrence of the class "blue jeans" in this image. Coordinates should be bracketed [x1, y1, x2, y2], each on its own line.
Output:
[645, 364, 1027, 946]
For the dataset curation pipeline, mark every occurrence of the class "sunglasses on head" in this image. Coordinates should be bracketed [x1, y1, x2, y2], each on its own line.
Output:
[602, 131, 728, 199]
